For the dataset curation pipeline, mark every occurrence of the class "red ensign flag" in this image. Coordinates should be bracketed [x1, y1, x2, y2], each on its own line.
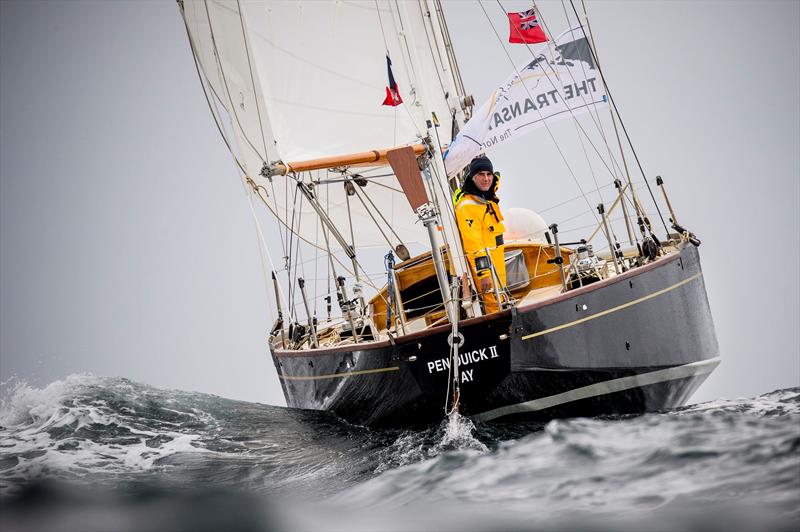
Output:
[382, 54, 403, 107]
[508, 8, 548, 44]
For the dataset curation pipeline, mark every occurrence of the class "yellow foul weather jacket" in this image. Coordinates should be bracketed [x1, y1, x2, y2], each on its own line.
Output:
[453, 173, 506, 313]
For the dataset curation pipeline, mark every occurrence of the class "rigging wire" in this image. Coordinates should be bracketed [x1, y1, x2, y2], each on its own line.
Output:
[344, 180, 360, 283]
[495, 0, 641, 250]
[432, 0, 470, 112]
[414, 0, 450, 105]
[325, 182, 332, 313]
[495, 0, 622, 185]
[576, 0, 646, 244]
[495, 0, 624, 178]
[268, 176, 289, 268]
[388, 1, 434, 139]
[538, 180, 616, 213]
[313, 186, 320, 317]
[243, 180, 290, 316]
[549, 0, 627, 181]
[477, 0, 600, 225]
[554, 3, 607, 207]
[352, 185, 404, 248]
[568, 0, 670, 237]
[286, 184, 302, 319]
[297, 178, 393, 306]
[249, 180, 392, 314]
[557, 0, 626, 184]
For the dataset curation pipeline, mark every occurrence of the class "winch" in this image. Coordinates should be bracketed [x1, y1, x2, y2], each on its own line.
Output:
[567, 244, 607, 289]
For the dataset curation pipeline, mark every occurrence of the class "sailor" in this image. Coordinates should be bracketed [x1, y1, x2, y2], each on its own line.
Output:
[453, 155, 507, 314]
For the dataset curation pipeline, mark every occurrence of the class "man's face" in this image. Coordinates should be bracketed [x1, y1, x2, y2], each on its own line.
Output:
[472, 171, 494, 192]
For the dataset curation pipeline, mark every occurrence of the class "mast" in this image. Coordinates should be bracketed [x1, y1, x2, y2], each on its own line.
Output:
[395, 0, 479, 316]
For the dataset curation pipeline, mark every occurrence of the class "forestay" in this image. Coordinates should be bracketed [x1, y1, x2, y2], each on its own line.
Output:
[181, 0, 469, 250]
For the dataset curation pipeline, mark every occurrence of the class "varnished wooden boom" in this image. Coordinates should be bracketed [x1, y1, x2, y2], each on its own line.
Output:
[267, 144, 427, 175]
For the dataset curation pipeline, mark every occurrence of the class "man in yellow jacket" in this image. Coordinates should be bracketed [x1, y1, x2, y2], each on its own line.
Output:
[453, 156, 506, 314]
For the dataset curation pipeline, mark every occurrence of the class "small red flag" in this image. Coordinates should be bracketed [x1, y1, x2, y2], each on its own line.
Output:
[508, 8, 548, 44]
[382, 54, 403, 107]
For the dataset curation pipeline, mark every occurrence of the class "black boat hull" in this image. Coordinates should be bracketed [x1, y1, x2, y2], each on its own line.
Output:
[271, 244, 719, 426]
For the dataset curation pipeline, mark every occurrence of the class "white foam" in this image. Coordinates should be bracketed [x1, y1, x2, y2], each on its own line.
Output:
[0, 375, 226, 494]
[0, 374, 101, 428]
[436, 411, 488, 454]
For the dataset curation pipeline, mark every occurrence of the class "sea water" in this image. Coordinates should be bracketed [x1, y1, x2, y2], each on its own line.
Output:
[0, 374, 797, 531]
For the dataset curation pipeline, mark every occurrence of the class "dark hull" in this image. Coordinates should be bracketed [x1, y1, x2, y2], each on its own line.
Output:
[271, 244, 719, 426]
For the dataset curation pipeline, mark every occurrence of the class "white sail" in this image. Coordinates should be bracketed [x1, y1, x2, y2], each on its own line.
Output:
[181, 0, 469, 250]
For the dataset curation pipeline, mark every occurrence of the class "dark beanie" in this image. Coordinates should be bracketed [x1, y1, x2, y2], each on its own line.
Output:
[468, 156, 493, 179]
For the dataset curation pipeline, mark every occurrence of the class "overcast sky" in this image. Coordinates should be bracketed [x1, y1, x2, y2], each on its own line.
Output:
[1, 0, 798, 406]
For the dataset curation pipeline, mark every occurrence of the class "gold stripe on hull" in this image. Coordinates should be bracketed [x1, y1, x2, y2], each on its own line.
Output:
[521, 272, 703, 341]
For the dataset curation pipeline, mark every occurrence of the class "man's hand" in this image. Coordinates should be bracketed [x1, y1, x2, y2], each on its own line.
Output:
[479, 277, 492, 293]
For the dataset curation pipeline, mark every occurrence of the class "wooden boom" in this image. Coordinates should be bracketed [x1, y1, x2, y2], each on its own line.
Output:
[265, 143, 427, 176]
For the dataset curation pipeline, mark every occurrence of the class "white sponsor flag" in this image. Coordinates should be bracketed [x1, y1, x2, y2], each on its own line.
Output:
[445, 27, 608, 177]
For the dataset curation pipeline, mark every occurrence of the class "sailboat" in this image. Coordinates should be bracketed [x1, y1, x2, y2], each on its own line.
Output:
[178, 0, 719, 426]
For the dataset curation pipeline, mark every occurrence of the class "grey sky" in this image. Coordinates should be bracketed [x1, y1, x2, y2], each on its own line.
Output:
[1, 0, 798, 406]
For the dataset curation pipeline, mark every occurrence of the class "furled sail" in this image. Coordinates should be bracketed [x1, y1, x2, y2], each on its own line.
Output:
[181, 0, 470, 250]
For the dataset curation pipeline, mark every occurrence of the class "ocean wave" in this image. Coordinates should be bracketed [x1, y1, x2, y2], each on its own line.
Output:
[332, 388, 800, 524]
[1, 375, 797, 530]
[1, 374, 401, 497]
